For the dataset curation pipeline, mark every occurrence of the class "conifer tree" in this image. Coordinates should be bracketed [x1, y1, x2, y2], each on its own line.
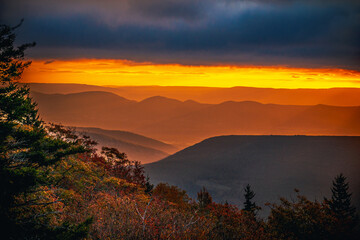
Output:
[0, 21, 90, 239]
[197, 186, 212, 208]
[329, 174, 357, 221]
[243, 184, 258, 214]
[327, 173, 358, 239]
[145, 176, 154, 195]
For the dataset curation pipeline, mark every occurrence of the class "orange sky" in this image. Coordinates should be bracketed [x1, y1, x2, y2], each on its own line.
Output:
[22, 59, 360, 89]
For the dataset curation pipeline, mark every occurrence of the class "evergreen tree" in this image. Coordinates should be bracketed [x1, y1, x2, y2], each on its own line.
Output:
[267, 192, 336, 240]
[327, 173, 358, 239]
[243, 184, 258, 214]
[197, 186, 212, 208]
[0, 21, 90, 239]
[329, 174, 357, 220]
[144, 176, 154, 195]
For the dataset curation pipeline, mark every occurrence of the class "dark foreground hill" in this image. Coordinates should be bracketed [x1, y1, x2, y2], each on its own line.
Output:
[145, 135, 360, 214]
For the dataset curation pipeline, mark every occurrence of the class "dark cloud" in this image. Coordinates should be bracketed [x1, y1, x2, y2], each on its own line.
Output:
[1, 0, 359, 69]
[128, 0, 206, 20]
[43, 60, 55, 65]
[0, 0, 211, 26]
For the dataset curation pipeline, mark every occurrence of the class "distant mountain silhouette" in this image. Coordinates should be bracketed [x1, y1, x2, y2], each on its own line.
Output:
[139, 101, 360, 145]
[145, 135, 360, 215]
[27, 83, 123, 95]
[71, 127, 177, 163]
[31, 91, 360, 147]
[76, 127, 177, 154]
[27, 83, 360, 106]
[76, 132, 167, 164]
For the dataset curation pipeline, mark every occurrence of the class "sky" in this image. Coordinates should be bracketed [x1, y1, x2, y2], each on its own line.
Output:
[1, 0, 360, 88]
[22, 59, 360, 88]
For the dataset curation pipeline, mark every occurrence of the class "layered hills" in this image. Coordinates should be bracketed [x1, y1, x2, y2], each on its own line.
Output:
[31, 90, 360, 147]
[76, 127, 177, 154]
[27, 84, 360, 213]
[27, 83, 360, 106]
[74, 127, 177, 163]
[145, 135, 360, 214]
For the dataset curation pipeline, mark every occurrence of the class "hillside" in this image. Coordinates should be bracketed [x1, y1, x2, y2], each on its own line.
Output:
[109, 85, 360, 106]
[145, 135, 360, 214]
[27, 83, 360, 106]
[75, 131, 168, 163]
[76, 127, 177, 154]
[31, 91, 360, 147]
[30, 91, 209, 146]
[138, 101, 360, 145]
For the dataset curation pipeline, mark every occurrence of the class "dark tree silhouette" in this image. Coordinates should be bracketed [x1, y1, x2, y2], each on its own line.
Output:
[145, 176, 154, 195]
[327, 174, 358, 239]
[0, 21, 90, 239]
[243, 184, 258, 215]
[329, 174, 357, 220]
[197, 186, 213, 209]
[267, 191, 335, 240]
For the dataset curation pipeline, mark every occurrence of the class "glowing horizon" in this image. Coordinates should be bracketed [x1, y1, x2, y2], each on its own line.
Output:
[22, 59, 360, 89]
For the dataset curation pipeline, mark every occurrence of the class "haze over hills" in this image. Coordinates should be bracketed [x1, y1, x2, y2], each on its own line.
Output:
[65, 126, 178, 163]
[145, 135, 360, 215]
[31, 91, 209, 147]
[74, 130, 168, 164]
[27, 83, 360, 106]
[76, 127, 177, 154]
[108, 85, 360, 106]
[31, 91, 360, 147]
[138, 101, 360, 145]
[26, 83, 124, 95]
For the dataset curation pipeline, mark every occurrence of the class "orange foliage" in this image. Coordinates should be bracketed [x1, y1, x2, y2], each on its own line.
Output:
[22, 126, 358, 239]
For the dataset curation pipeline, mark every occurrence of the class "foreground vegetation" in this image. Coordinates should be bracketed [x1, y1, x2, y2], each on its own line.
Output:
[1, 22, 358, 240]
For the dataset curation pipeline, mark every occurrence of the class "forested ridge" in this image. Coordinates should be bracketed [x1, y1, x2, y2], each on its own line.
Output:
[1, 22, 358, 240]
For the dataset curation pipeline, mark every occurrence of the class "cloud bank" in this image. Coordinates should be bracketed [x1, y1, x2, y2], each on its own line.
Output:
[1, 0, 359, 69]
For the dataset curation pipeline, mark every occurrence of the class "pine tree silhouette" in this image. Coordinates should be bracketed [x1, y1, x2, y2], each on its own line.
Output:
[329, 174, 357, 221]
[327, 174, 358, 240]
[243, 184, 258, 214]
[197, 186, 212, 208]
[0, 20, 90, 239]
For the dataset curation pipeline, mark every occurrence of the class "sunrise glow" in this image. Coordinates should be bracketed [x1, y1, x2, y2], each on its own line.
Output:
[22, 59, 360, 89]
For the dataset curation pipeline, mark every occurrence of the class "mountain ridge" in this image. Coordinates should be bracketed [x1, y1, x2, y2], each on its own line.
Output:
[145, 135, 360, 215]
[76, 126, 177, 154]
[27, 83, 360, 106]
[30, 91, 360, 147]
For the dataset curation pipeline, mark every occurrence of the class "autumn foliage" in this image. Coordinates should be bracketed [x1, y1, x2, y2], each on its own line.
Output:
[1, 22, 359, 240]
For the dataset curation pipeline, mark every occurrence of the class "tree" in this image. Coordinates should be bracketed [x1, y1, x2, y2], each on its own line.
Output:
[197, 186, 212, 209]
[327, 174, 358, 239]
[329, 174, 357, 220]
[267, 192, 335, 240]
[100, 146, 146, 186]
[144, 176, 154, 195]
[153, 182, 190, 208]
[243, 184, 258, 215]
[207, 202, 266, 240]
[0, 21, 90, 239]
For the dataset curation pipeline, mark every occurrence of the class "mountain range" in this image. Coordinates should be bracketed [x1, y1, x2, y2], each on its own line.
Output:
[27, 83, 360, 106]
[73, 127, 177, 163]
[27, 83, 360, 214]
[145, 135, 360, 215]
[31, 90, 360, 147]
[76, 127, 177, 154]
